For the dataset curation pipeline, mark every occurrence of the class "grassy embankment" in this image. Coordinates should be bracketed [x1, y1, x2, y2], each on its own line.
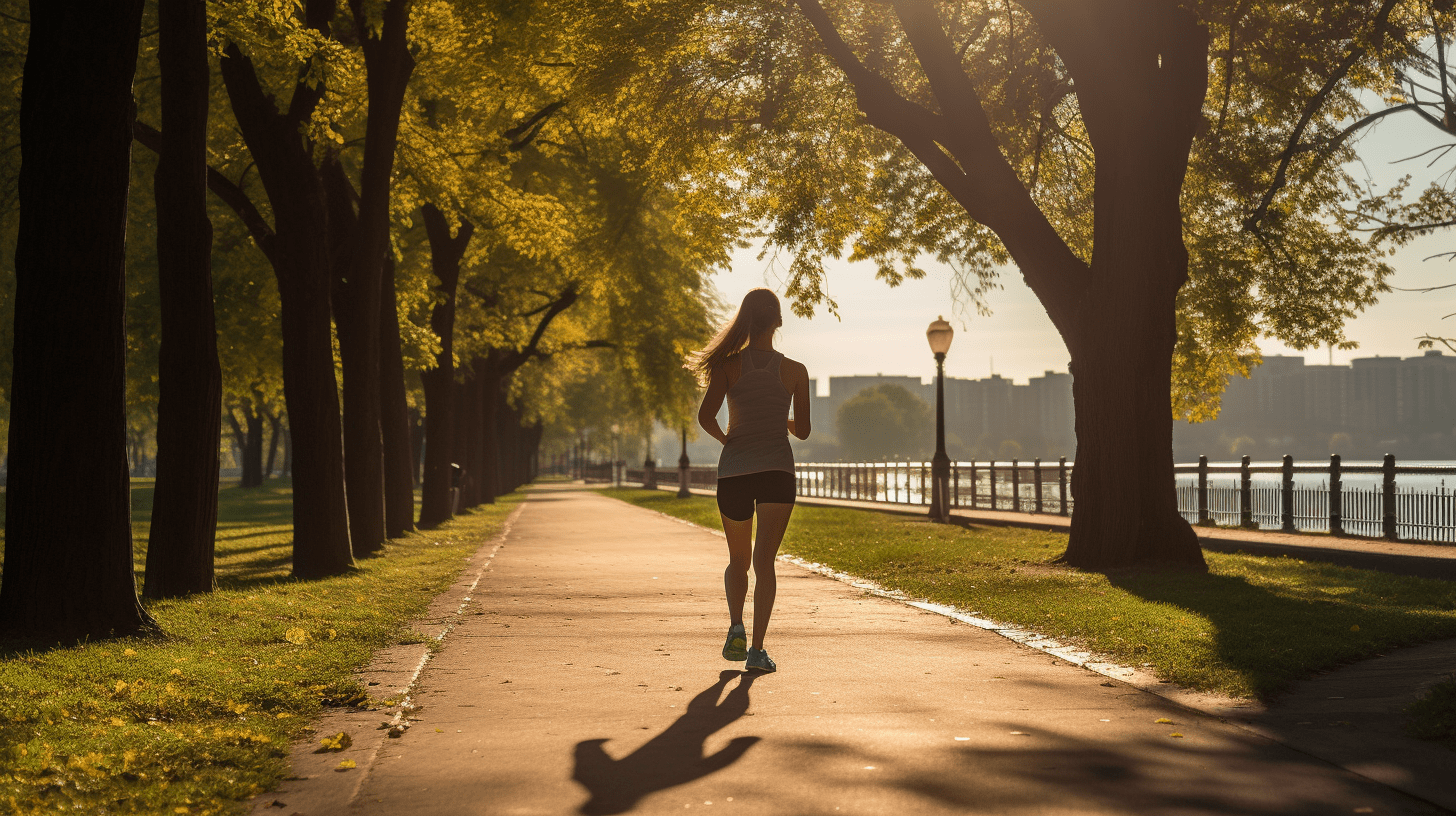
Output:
[601, 488, 1456, 703]
[0, 479, 521, 814]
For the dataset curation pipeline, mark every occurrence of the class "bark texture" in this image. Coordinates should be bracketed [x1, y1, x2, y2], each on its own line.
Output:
[379, 255, 416, 537]
[0, 0, 155, 639]
[331, 0, 415, 555]
[417, 204, 472, 528]
[218, 4, 353, 577]
[144, 0, 220, 602]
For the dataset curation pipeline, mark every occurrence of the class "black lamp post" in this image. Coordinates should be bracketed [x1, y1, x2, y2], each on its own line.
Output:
[927, 316, 954, 522]
[611, 423, 621, 488]
[677, 425, 692, 498]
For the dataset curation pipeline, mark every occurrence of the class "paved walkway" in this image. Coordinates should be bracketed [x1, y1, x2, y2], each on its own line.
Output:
[256, 485, 1455, 815]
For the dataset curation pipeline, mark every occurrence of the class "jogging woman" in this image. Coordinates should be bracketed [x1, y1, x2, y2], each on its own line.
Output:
[690, 288, 811, 673]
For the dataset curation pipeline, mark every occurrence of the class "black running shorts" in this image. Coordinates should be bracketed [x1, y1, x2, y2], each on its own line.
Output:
[716, 470, 797, 522]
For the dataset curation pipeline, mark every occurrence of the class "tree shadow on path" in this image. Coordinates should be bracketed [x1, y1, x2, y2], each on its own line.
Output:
[572, 669, 760, 815]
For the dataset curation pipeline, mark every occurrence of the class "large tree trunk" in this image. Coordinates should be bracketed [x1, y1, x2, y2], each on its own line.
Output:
[144, 0, 219, 600]
[0, 0, 155, 639]
[219, 32, 353, 578]
[416, 205, 470, 528]
[379, 255, 416, 538]
[1042, 3, 1207, 570]
[331, 0, 415, 555]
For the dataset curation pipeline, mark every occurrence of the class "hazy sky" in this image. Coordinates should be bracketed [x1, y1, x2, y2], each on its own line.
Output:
[710, 114, 1454, 395]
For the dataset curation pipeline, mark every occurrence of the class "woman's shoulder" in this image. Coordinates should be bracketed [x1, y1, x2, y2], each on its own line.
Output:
[778, 354, 807, 374]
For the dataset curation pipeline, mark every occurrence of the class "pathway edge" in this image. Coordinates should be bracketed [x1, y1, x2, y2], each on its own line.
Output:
[246, 502, 527, 816]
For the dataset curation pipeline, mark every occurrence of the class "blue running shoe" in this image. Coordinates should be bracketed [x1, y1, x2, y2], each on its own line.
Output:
[722, 623, 747, 661]
[745, 647, 776, 673]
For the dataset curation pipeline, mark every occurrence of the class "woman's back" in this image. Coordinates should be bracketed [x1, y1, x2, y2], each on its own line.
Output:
[718, 348, 794, 478]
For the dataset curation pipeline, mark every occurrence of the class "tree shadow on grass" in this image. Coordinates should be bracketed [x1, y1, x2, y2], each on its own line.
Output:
[572, 669, 760, 815]
[1104, 564, 1456, 699]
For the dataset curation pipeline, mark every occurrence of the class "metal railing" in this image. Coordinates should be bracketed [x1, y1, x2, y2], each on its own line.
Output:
[607, 453, 1456, 545]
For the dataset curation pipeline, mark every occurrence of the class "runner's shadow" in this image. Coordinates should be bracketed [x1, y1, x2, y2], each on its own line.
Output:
[572, 669, 760, 815]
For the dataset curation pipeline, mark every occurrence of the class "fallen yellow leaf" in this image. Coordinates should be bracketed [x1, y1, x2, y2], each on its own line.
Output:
[1154, 718, 1173, 724]
[284, 628, 311, 645]
[1351, 624, 1360, 632]
[315, 732, 352, 753]
[337, 759, 357, 770]
[123, 649, 136, 657]
[1169, 733, 1185, 738]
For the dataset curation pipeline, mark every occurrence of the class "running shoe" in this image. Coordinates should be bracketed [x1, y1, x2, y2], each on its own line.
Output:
[745, 647, 776, 673]
[722, 623, 747, 661]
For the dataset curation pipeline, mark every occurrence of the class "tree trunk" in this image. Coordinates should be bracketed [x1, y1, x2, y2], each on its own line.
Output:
[219, 34, 353, 578]
[478, 365, 501, 505]
[1063, 290, 1202, 568]
[379, 255, 415, 538]
[144, 0, 219, 600]
[454, 368, 483, 510]
[0, 0, 155, 640]
[263, 410, 281, 479]
[417, 204, 470, 528]
[331, 0, 415, 556]
[225, 405, 264, 488]
[282, 424, 293, 478]
[1045, 4, 1208, 571]
[409, 407, 425, 486]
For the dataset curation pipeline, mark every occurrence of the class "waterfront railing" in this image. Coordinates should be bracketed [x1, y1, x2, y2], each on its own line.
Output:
[606, 454, 1456, 545]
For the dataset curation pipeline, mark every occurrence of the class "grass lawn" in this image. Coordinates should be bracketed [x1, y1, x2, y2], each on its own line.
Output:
[0, 478, 521, 814]
[601, 488, 1456, 701]
[1408, 675, 1456, 750]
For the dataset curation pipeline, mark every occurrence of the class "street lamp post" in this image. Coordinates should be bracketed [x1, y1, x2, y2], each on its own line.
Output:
[926, 316, 955, 523]
[677, 425, 692, 498]
[611, 424, 621, 488]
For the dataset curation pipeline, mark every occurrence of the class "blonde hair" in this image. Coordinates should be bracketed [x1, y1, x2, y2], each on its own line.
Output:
[686, 288, 782, 386]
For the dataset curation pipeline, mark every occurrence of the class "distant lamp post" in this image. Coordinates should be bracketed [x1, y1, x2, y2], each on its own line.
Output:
[677, 425, 692, 499]
[611, 424, 622, 488]
[926, 316, 955, 523]
[643, 427, 657, 490]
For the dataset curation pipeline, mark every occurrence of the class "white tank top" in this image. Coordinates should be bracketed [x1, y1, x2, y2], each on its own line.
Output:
[717, 348, 795, 478]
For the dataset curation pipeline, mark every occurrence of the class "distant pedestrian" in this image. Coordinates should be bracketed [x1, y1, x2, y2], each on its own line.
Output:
[688, 288, 812, 673]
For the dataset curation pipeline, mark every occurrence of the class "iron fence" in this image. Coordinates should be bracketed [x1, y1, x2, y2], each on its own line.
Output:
[604, 453, 1455, 545]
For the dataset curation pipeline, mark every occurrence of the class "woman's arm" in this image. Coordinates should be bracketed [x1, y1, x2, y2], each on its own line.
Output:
[788, 360, 811, 440]
[697, 365, 730, 444]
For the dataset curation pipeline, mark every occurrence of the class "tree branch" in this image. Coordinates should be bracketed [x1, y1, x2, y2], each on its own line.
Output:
[134, 120, 277, 264]
[505, 100, 567, 151]
[795, 0, 1087, 333]
[461, 281, 501, 309]
[500, 283, 580, 374]
[1243, 0, 1400, 235]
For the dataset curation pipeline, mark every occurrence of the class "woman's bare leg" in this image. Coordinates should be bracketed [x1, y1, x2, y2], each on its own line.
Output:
[721, 515, 753, 626]
[749, 502, 794, 650]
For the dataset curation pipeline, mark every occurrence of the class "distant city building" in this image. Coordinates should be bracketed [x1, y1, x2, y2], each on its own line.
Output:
[807, 369, 1075, 460]
[1177, 350, 1456, 459]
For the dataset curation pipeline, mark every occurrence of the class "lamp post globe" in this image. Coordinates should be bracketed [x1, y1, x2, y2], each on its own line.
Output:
[926, 316, 954, 522]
